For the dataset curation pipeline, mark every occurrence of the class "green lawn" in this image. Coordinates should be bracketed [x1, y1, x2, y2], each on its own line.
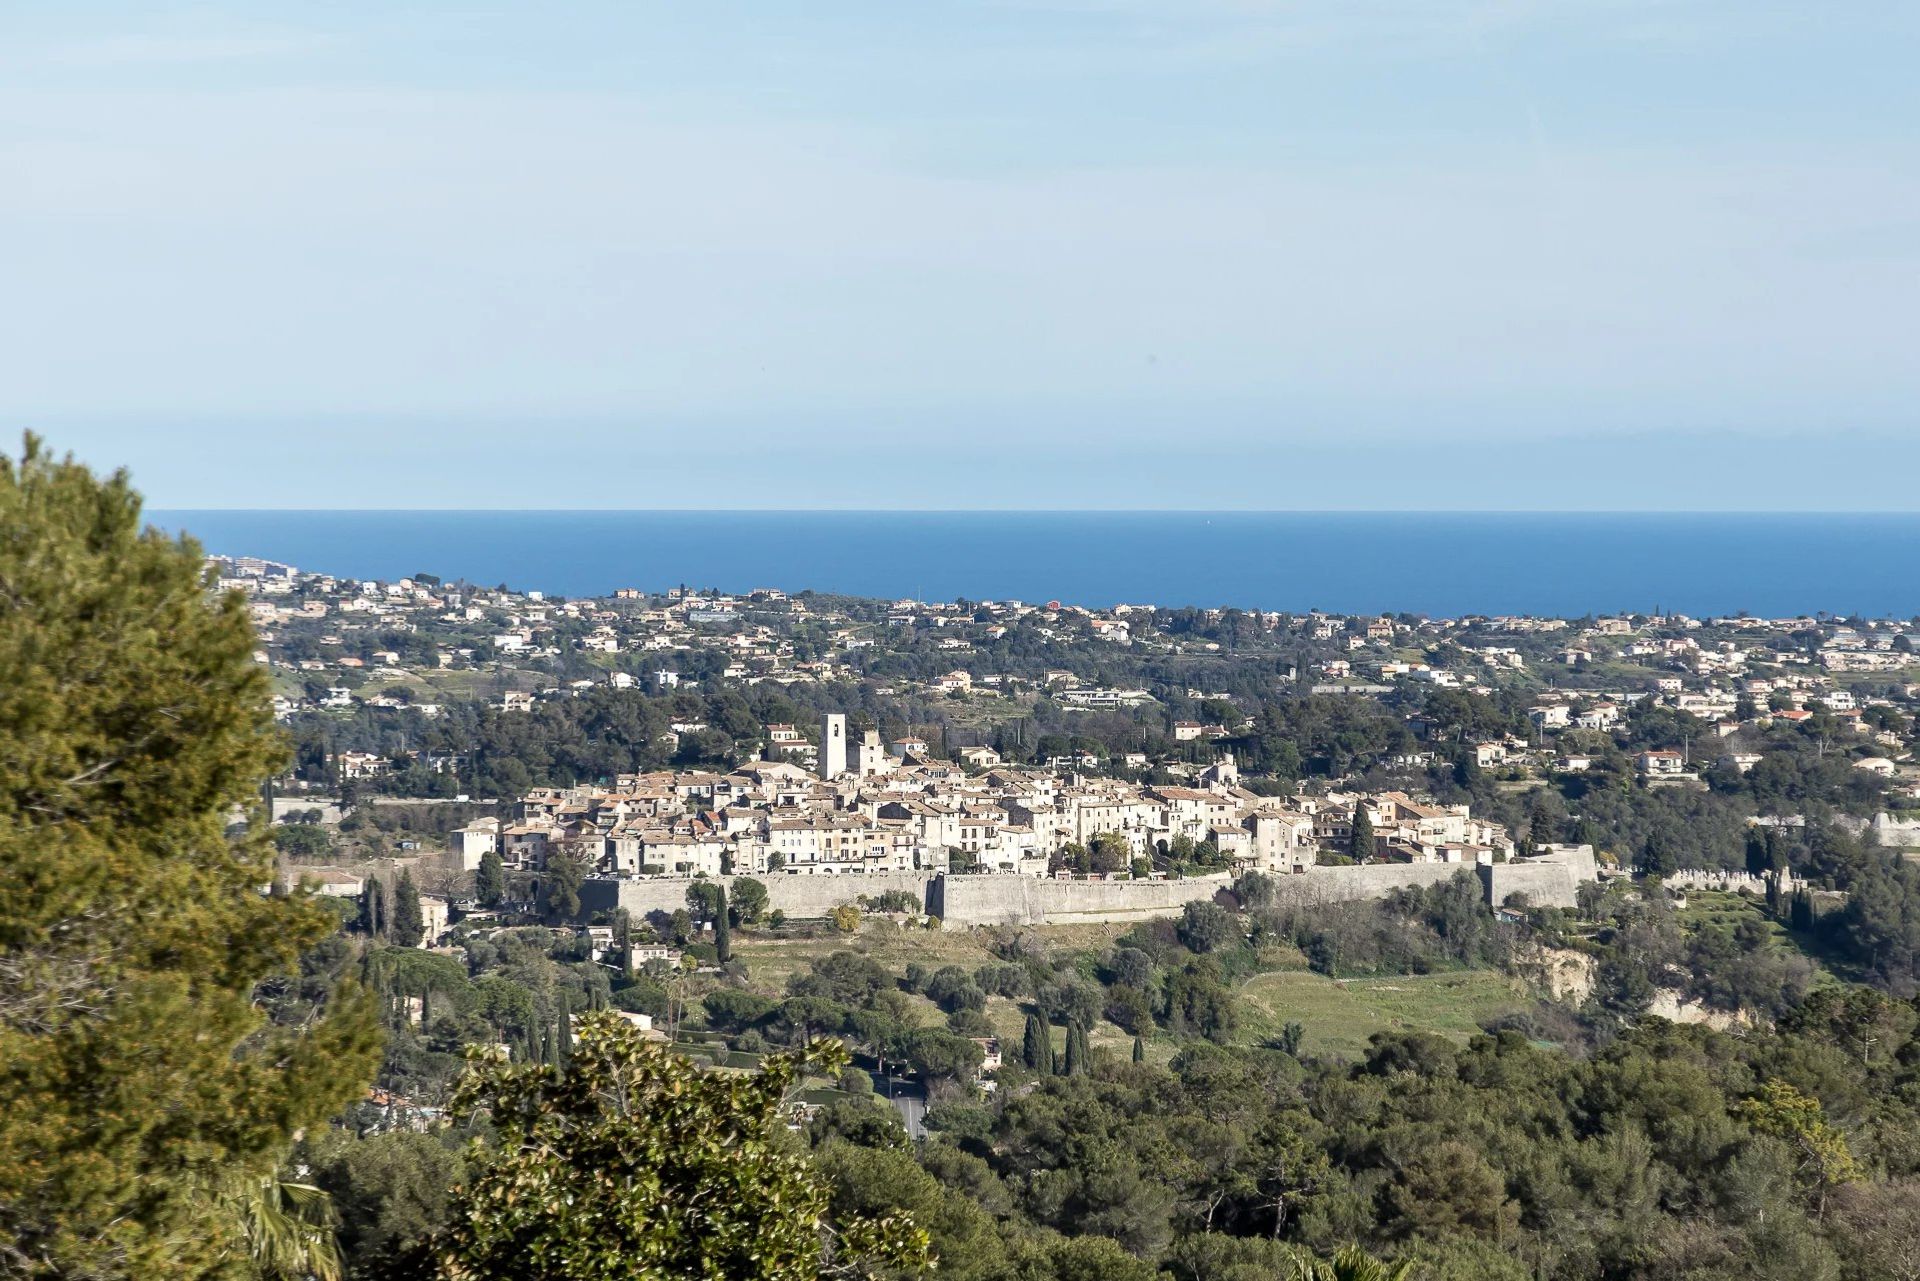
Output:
[1236, 969, 1531, 1059]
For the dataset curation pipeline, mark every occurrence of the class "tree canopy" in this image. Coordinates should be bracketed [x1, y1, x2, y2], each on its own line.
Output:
[433, 1012, 929, 1280]
[0, 437, 380, 1278]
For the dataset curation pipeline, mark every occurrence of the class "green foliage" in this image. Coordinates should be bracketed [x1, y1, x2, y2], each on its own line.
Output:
[1062, 1022, 1089, 1076]
[1290, 1244, 1414, 1281]
[1086, 831, 1131, 876]
[391, 869, 426, 948]
[474, 849, 506, 908]
[274, 822, 333, 859]
[730, 876, 770, 925]
[0, 437, 381, 1278]
[1348, 805, 1374, 862]
[433, 1012, 930, 1280]
[1736, 1079, 1861, 1192]
[1177, 899, 1237, 954]
[541, 850, 585, 923]
[303, 1129, 465, 1276]
[709, 887, 733, 962]
[215, 1172, 347, 1281]
[905, 1028, 986, 1082]
[1022, 1012, 1055, 1074]
[360, 877, 388, 939]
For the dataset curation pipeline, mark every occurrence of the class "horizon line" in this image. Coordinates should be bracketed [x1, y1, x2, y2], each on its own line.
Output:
[147, 507, 1920, 517]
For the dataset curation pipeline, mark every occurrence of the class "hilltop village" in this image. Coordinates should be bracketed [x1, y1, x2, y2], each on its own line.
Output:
[478, 736, 1519, 882]
[224, 555, 1920, 926]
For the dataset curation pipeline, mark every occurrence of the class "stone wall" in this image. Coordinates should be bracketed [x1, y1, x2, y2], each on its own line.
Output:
[578, 871, 934, 923]
[1264, 863, 1463, 906]
[1871, 813, 1920, 849]
[1661, 869, 1805, 897]
[1482, 862, 1582, 910]
[934, 873, 1233, 927]
[1482, 846, 1597, 910]
[573, 853, 1599, 927]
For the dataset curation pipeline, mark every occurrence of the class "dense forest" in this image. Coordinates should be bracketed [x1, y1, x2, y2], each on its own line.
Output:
[308, 861, 1920, 1281]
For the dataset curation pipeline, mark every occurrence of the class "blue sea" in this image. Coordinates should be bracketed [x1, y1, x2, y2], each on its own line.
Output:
[149, 511, 1920, 619]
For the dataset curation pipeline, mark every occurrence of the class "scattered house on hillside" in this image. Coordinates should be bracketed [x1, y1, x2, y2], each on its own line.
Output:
[1529, 704, 1571, 730]
[1638, 750, 1688, 777]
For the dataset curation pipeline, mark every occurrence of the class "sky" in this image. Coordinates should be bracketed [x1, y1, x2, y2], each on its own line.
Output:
[2, 1, 1917, 509]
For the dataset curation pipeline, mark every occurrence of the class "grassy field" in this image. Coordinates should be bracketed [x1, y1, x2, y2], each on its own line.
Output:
[1236, 968, 1532, 1059]
[729, 921, 1543, 1066]
[1675, 888, 1778, 933]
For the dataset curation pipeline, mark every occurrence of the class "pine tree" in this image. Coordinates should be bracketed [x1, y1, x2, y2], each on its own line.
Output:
[475, 847, 506, 908]
[391, 869, 425, 947]
[0, 437, 381, 1278]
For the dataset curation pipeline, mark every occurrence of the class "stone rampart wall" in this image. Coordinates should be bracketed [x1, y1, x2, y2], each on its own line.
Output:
[579, 871, 935, 923]
[573, 856, 1600, 926]
[934, 873, 1232, 926]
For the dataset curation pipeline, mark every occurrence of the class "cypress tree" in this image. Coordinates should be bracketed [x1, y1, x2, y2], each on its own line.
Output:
[475, 847, 506, 908]
[714, 887, 732, 963]
[557, 1001, 575, 1063]
[614, 908, 636, 981]
[391, 868, 425, 947]
[359, 876, 386, 938]
[1022, 1012, 1052, 1073]
[1349, 805, 1374, 862]
[1791, 889, 1816, 932]
[1063, 1022, 1086, 1076]
[420, 986, 433, 1031]
[1132, 1035, 1145, 1064]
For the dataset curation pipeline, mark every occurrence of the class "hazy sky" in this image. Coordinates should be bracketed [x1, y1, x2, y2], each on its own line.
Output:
[3, 2, 1917, 508]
